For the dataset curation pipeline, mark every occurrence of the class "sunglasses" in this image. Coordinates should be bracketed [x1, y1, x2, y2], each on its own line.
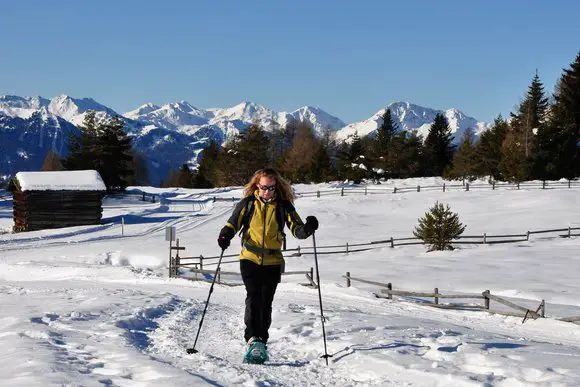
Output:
[258, 184, 276, 191]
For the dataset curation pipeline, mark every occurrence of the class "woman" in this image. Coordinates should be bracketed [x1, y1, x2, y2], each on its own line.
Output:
[217, 167, 318, 364]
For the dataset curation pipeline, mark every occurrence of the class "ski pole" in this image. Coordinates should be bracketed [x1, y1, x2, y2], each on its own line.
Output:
[312, 232, 332, 365]
[186, 248, 225, 354]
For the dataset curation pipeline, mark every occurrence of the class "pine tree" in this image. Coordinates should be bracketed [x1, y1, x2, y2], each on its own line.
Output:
[511, 71, 549, 159]
[177, 164, 194, 188]
[335, 132, 369, 183]
[499, 123, 530, 182]
[501, 72, 549, 182]
[62, 110, 100, 171]
[372, 109, 399, 178]
[97, 116, 134, 191]
[423, 113, 455, 176]
[548, 52, 580, 178]
[473, 115, 508, 180]
[413, 202, 466, 252]
[193, 140, 219, 188]
[447, 128, 476, 182]
[308, 131, 336, 183]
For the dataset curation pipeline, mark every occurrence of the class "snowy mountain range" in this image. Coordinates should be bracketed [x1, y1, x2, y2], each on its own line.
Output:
[0, 95, 490, 185]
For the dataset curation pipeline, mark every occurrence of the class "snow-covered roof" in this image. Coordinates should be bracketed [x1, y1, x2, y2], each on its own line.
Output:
[15, 170, 106, 191]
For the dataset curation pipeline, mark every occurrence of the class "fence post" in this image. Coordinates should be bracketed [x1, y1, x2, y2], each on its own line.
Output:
[393, 187, 397, 194]
[213, 196, 216, 202]
[568, 179, 571, 189]
[297, 246, 301, 256]
[174, 238, 181, 277]
[365, 187, 367, 195]
[517, 182, 520, 190]
[526, 231, 530, 241]
[466, 183, 470, 191]
[142, 192, 146, 201]
[310, 267, 314, 286]
[540, 300, 545, 317]
[168, 239, 173, 278]
[417, 185, 420, 192]
[484, 290, 490, 309]
[542, 181, 546, 189]
[387, 283, 392, 300]
[341, 187, 344, 196]
[492, 181, 495, 190]
[434, 287, 439, 305]
[199, 255, 203, 272]
[346, 243, 349, 254]
[317, 190, 320, 198]
[483, 233, 487, 244]
[346, 272, 351, 287]
[152, 195, 155, 203]
[568, 226, 571, 238]
[390, 237, 394, 248]
[443, 183, 445, 192]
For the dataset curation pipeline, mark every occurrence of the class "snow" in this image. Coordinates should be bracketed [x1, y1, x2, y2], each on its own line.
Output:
[15, 170, 106, 191]
[1, 177, 580, 386]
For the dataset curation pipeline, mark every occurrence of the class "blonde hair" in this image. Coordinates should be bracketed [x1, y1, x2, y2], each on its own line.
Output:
[243, 168, 295, 203]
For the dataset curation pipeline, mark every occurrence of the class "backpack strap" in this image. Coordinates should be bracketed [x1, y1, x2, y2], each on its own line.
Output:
[239, 196, 256, 239]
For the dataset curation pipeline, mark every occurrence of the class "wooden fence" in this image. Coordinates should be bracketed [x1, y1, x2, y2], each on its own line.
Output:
[341, 273, 557, 324]
[184, 225, 580, 266]
[168, 239, 317, 287]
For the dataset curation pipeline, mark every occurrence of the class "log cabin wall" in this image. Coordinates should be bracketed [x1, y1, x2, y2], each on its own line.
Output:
[13, 190, 104, 232]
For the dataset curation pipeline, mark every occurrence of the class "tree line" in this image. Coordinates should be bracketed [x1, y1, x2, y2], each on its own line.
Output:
[36, 51, 580, 190]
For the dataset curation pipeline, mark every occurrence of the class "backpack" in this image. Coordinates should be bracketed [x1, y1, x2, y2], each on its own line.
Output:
[239, 196, 288, 240]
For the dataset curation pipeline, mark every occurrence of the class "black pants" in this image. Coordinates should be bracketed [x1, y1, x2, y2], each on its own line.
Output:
[240, 259, 281, 343]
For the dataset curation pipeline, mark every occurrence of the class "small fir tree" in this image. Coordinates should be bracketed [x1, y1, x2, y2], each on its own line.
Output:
[413, 201, 466, 252]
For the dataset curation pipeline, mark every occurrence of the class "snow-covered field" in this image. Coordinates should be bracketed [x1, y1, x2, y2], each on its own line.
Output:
[1, 177, 580, 386]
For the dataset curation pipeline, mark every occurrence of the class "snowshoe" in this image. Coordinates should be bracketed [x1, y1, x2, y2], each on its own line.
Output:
[243, 337, 268, 364]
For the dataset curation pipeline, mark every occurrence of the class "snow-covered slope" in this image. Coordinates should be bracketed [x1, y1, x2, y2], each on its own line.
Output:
[0, 181, 579, 385]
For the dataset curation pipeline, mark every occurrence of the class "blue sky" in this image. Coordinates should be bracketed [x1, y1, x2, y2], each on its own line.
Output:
[2, 0, 579, 124]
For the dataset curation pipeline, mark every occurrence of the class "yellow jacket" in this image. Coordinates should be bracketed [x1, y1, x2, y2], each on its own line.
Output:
[224, 190, 309, 266]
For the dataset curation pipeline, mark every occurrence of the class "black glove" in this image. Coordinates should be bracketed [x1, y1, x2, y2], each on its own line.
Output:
[303, 216, 319, 236]
[217, 226, 235, 250]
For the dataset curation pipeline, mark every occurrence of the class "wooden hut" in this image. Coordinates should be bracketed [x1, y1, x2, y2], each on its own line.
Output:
[9, 170, 106, 232]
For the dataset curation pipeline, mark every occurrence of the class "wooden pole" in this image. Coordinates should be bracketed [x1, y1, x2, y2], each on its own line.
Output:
[434, 287, 439, 305]
[346, 272, 351, 287]
[387, 283, 392, 300]
[390, 237, 394, 248]
[484, 290, 490, 309]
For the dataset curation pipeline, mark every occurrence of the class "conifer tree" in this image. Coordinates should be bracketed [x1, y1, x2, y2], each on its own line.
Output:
[423, 113, 455, 176]
[97, 116, 134, 191]
[62, 110, 100, 171]
[193, 140, 219, 188]
[413, 201, 466, 252]
[308, 131, 336, 183]
[499, 126, 530, 182]
[177, 164, 194, 188]
[473, 115, 508, 180]
[447, 128, 476, 182]
[335, 132, 368, 183]
[547, 52, 580, 178]
[511, 72, 549, 155]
